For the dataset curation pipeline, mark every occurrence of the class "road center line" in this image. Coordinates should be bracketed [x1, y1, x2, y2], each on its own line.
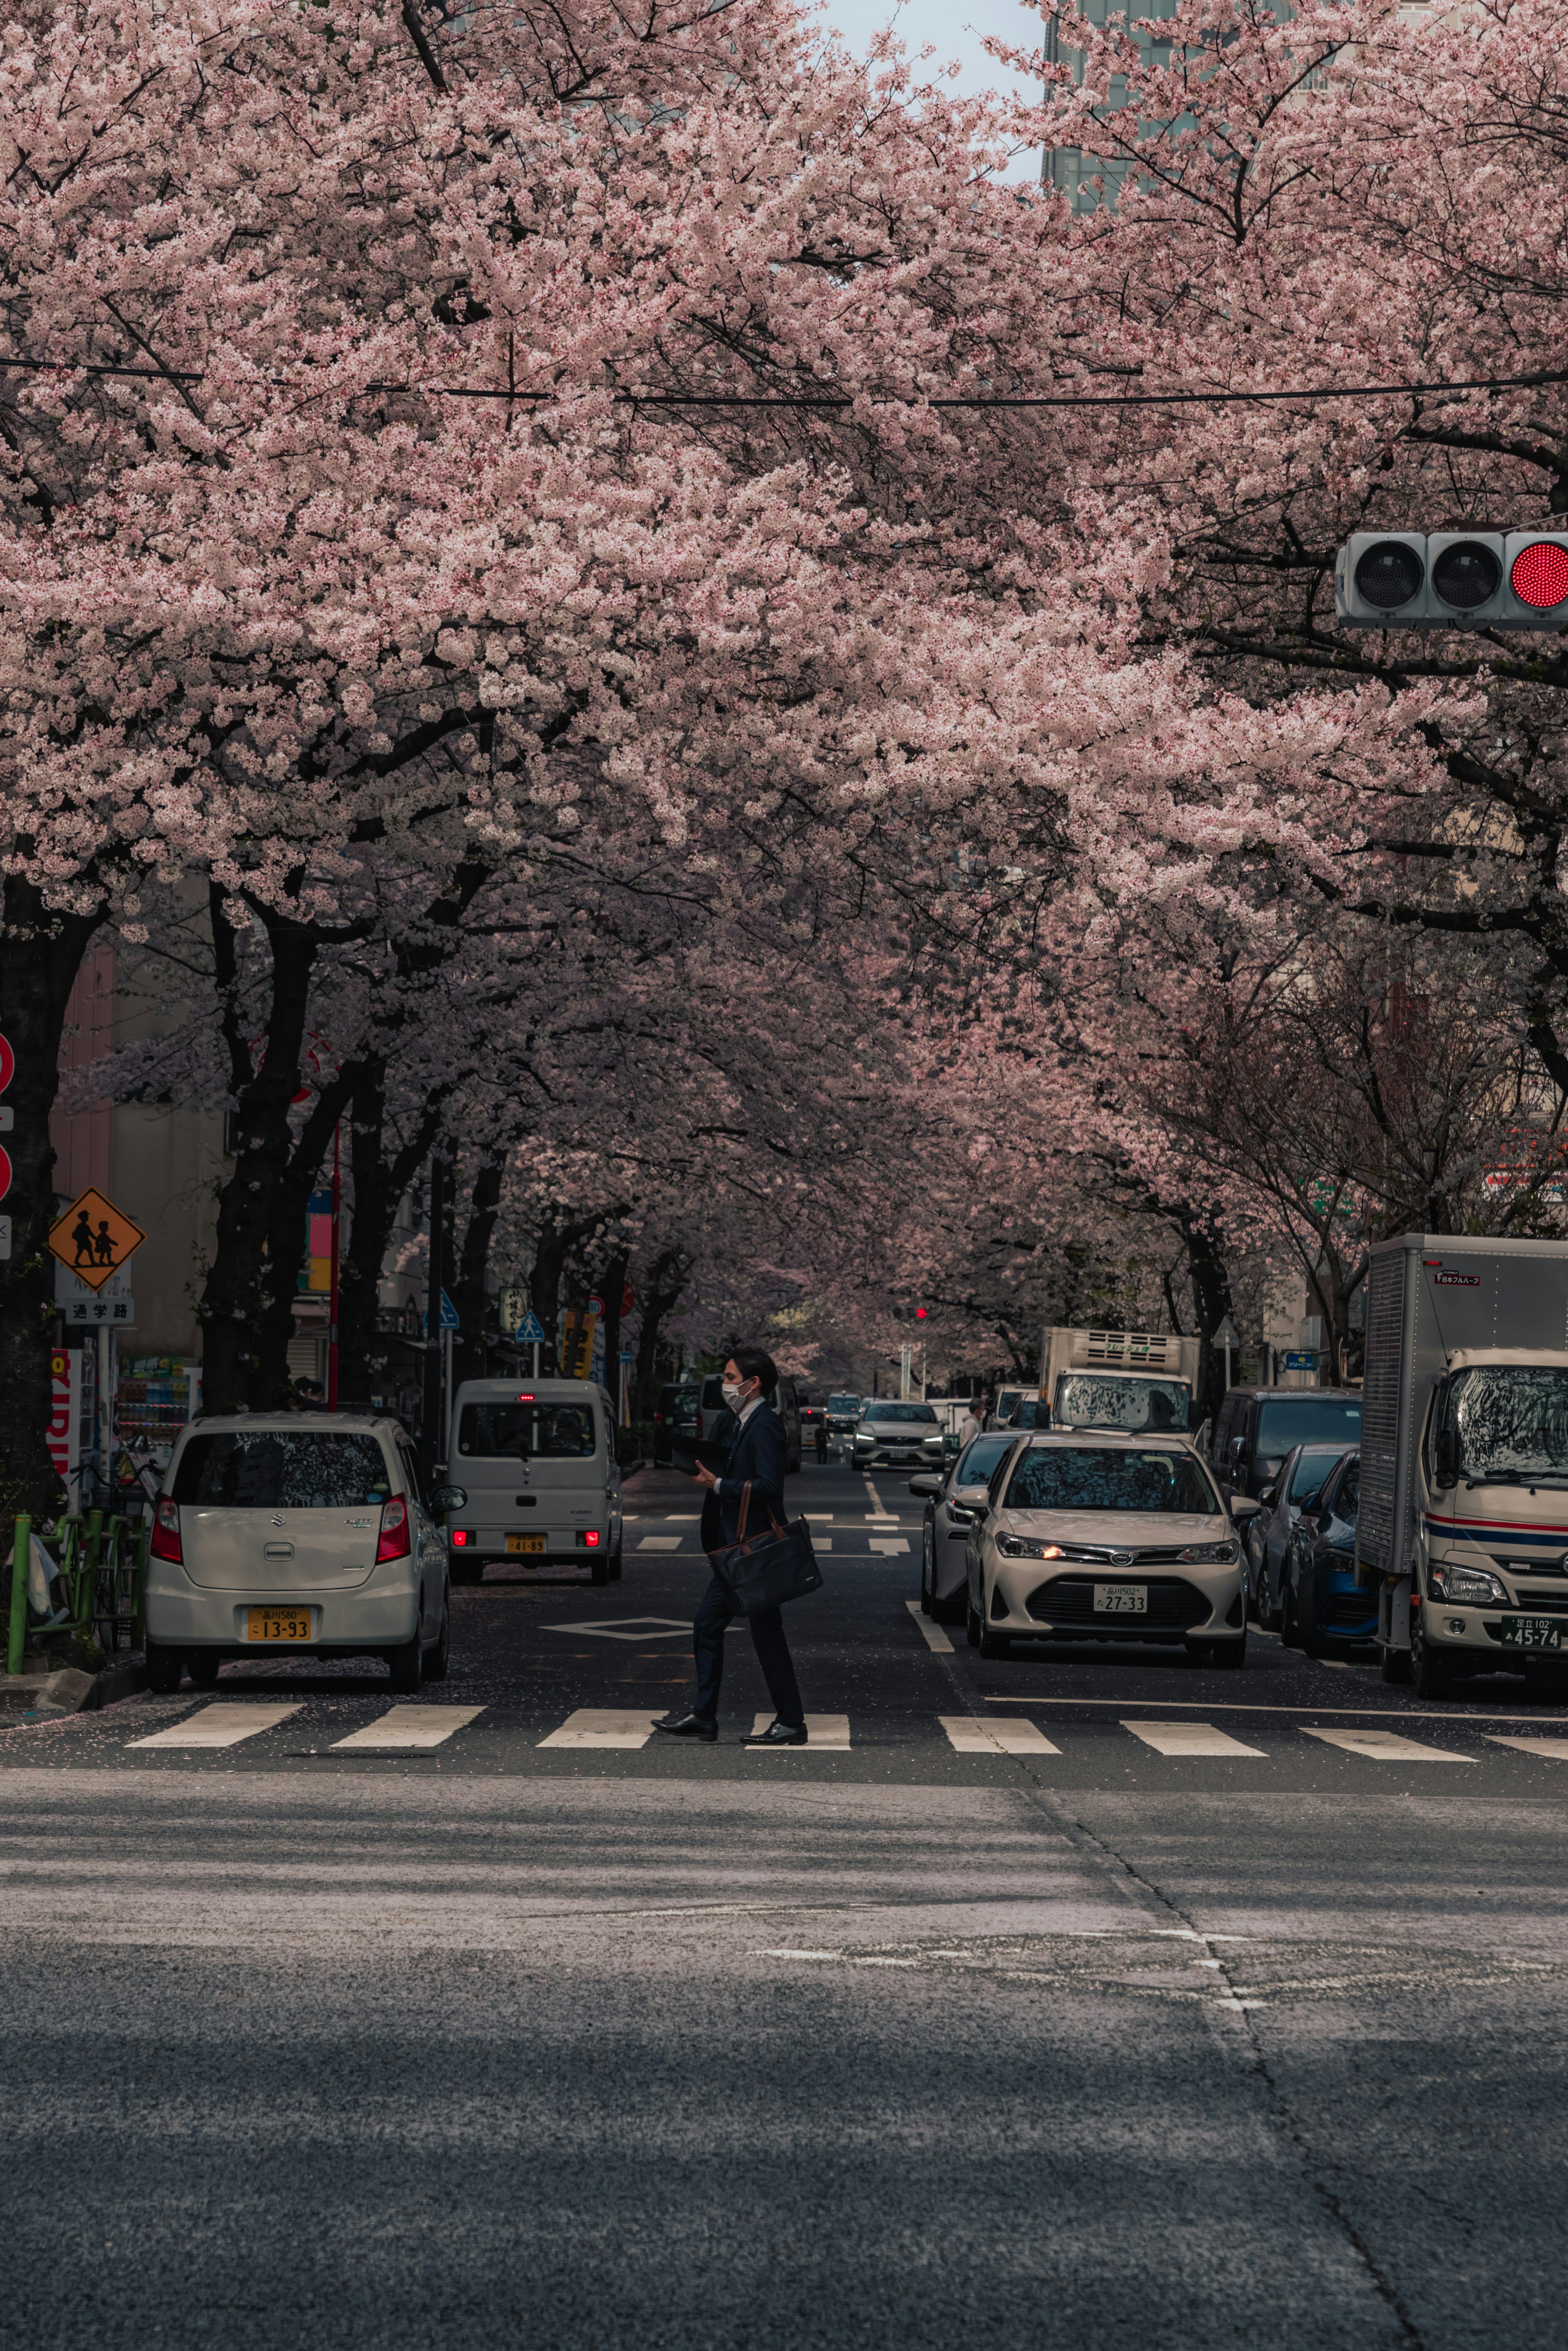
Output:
[981, 1696, 1565, 1724]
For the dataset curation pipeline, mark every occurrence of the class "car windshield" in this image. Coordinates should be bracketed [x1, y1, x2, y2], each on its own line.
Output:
[1443, 1367, 1568, 1483]
[457, 1401, 597, 1459]
[1255, 1396, 1362, 1453]
[955, 1435, 1014, 1487]
[1288, 1447, 1345, 1501]
[1053, 1373, 1189, 1433]
[1004, 1446, 1220, 1514]
[868, 1403, 938, 1423]
[172, 1431, 392, 1508]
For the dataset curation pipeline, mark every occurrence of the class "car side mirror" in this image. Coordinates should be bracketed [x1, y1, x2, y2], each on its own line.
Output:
[1229, 1434, 1247, 1464]
[907, 1475, 941, 1498]
[1258, 1483, 1277, 1507]
[1229, 1495, 1262, 1522]
[436, 1484, 468, 1512]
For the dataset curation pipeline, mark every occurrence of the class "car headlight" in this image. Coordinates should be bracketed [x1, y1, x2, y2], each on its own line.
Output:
[1429, 1561, 1507, 1605]
[1180, 1540, 1241, 1566]
[997, 1535, 1065, 1560]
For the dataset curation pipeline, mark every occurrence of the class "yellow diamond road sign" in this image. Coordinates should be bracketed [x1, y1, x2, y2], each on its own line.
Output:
[49, 1188, 147, 1293]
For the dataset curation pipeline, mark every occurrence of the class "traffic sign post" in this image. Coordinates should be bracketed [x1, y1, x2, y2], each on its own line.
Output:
[47, 1188, 146, 1293]
[515, 1308, 547, 1380]
[1212, 1313, 1240, 1396]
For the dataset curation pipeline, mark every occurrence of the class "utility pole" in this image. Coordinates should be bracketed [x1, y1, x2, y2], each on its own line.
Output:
[420, 1153, 446, 1480]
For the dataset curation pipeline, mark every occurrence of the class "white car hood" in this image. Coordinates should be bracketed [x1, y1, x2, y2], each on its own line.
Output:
[999, 1510, 1230, 1546]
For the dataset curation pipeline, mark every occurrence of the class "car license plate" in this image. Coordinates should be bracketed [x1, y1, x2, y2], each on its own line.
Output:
[1094, 1584, 1147, 1613]
[507, 1534, 546, 1556]
[247, 1607, 311, 1641]
[1499, 1615, 1563, 1650]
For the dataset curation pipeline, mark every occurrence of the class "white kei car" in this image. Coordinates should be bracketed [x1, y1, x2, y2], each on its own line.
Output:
[143, 1413, 452, 1696]
[964, 1432, 1259, 1666]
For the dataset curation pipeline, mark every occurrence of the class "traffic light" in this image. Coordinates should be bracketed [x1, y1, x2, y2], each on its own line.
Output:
[914, 1305, 929, 1322]
[1335, 531, 1568, 629]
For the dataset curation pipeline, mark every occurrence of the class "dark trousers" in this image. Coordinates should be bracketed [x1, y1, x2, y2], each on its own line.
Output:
[692, 1571, 803, 1727]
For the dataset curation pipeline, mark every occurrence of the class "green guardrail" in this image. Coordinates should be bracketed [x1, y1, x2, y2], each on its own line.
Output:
[7, 1512, 150, 1677]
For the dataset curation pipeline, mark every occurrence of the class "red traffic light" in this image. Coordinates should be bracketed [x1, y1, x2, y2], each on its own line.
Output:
[914, 1306, 929, 1320]
[1510, 540, 1568, 610]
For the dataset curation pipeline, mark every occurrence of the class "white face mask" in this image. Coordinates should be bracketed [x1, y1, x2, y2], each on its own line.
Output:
[722, 1378, 751, 1410]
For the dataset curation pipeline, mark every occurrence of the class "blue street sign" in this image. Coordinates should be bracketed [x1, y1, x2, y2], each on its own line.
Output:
[515, 1310, 546, 1343]
[1283, 1350, 1317, 1370]
[619, 1347, 635, 1362]
[439, 1289, 460, 1332]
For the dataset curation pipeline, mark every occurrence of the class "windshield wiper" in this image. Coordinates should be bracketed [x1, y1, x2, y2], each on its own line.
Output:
[1464, 1471, 1568, 1488]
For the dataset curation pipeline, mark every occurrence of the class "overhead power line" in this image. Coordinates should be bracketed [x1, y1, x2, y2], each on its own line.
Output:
[5, 351, 1568, 410]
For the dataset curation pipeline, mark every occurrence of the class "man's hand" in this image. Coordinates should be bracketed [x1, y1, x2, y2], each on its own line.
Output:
[692, 1463, 719, 1491]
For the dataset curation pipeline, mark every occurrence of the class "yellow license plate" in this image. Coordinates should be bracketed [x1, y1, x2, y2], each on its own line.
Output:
[507, 1534, 546, 1556]
[247, 1608, 312, 1642]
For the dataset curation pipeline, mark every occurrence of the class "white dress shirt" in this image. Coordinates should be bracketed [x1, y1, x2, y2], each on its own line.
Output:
[713, 1394, 762, 1497]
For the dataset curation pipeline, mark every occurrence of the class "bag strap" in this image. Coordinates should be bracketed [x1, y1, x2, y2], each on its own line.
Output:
[732, 1482, 785, 1549]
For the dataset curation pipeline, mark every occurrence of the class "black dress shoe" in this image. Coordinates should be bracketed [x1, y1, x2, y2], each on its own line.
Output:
[653, 1711, 718, 1742]
[742, 1718, 808, 1745]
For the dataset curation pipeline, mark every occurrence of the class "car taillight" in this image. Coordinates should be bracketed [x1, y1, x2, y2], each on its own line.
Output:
[451, 1528, 472, 1548]
[579, 1530, 601, 1548]
[150, 1497, 182, 1563]
[376, 1496, 411, 1562]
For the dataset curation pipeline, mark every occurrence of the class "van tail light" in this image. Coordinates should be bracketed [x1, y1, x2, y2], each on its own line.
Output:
[579, 1529, 601, 1548]
[376, 1497, 412, 1562]
[150, 1498, 183, 1563]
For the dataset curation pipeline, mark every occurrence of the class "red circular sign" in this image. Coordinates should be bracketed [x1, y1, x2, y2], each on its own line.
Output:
[1511, 541, 1568, 610]
[0, 1033, 12, 1093]
[0, 1144, 11, 1202]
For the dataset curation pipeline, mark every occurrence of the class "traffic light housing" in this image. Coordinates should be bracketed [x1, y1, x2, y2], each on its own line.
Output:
[1335, 530, 1568, 629]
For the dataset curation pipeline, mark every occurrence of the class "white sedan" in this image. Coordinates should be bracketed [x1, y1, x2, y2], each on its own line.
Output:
[964, 1433, 1258, 1666]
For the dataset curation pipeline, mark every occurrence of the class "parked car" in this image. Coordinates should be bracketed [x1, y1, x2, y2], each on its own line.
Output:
[1280, 1449, 1375, 1654]
[696, 1372, 802, 1470]
[986, 1388, 1025, 1431]
[909, 1433, 1017, 1622]
[445, 1378, 624, 1586]
[963, 1432, 1259, 1664]
[1247, 1441, 1355, 1626]
[851, 1399, 947, 1471]
[1209, 1385, 1363, 1502]
[826, 1392, 861, 1437]
[653, 1381, 702, 1467]
[144, 1412, 452, 1694]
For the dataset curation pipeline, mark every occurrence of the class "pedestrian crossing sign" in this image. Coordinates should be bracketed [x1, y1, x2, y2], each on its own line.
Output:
[515, 1310, 546, 1343]
[48, 1187, 146, 1293]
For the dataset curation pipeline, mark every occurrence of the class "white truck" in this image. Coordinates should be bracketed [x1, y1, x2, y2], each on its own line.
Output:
[1360, 1232, 1568, 1697]
[1040, 1327, 1202, 1435]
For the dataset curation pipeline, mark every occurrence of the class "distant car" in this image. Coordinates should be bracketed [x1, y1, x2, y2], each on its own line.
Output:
[963, 1432, 1256, 1665]
[653, 1381, 702, 1467]
[825, 1392, 861, 1437]
[1247, 1441, 1354, 1626]
[909, 1434, 1016, 1623]
[851, 1400, 946, 1472]
[1281, 1449, 1374, 1655]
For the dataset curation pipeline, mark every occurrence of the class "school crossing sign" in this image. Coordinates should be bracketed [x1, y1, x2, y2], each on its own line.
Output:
[48, 1187, 147, 1293]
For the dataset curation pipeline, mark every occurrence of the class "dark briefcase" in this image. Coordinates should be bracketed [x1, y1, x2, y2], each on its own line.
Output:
[710, 1481, 824, 1615]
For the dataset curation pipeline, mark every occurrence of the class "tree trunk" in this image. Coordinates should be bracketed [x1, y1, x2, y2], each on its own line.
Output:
[1179, 1211, 1237, 1424]
[597, 1246, 628, 1412]
[248, 1068, 354, 1410]
[336, 1063, 444, 1405]
[633, 1246, 692, 1419]
[527, 1210, 606, 1376]
[452, 1156, 505, 1390]
[0, 880, 103, 1521]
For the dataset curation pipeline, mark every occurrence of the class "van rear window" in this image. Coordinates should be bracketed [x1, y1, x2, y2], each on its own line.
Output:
[458, 1402, 597, 1459]
[172, 1432, 392, 1508]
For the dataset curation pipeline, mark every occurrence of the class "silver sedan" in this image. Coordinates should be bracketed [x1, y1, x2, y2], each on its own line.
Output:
[910, 1434, 1018, 1624]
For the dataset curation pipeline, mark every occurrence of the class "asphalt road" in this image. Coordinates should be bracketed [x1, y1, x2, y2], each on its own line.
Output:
[4, 1460, 1567, 2348]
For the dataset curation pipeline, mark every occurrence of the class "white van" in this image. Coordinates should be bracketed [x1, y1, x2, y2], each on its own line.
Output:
[445, 1378, 623, 1585]
[143, 1412, 450, 1695]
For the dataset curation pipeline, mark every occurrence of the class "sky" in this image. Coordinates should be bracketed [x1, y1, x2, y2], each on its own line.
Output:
[813, 0, 1046, 174]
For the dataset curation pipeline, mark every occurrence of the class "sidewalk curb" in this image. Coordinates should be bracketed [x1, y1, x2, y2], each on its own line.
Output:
[0, 1656, 148, 1716]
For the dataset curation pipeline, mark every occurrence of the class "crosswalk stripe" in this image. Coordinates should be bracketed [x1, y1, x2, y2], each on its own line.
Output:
[1486, 1736, 1568, 1760]
[537, 1709, 662, 1749]
[747, 1713, 849, 1750]
[905, 1598, 954, 1654]
[637, 1537, 682, 1551]
[329, 1706, 483, 1751]
[869, 1537, 909, 1555]
[940, 1715, 1060, 1755]
[1123, 1720, 1267, 1758]
[1304, 1727, 1472, 1762]
[127, 1702, 302, 1750]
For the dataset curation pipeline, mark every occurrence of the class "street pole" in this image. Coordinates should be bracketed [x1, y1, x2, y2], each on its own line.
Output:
[420, 1153, 446, 1482]
[99, 1321, 112, 1502]
[327, 1118, 340, 1412]
[532, 1341, 540, 1380]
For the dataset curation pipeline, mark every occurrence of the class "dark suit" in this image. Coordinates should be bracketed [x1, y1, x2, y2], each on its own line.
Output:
[692, 1403, 803, 1727]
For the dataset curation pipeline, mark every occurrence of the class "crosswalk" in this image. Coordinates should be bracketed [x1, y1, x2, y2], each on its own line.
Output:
[109, 1699, 1568, 1763]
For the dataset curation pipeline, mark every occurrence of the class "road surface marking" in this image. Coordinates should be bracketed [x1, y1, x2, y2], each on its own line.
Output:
[813, 1539, 834, 1552]
[980, 1697, 1554, 1721]
[1303, 1727, 1471, 1762]
[127, 1703, 302, 1750]
[863, 1477, 888, 1514]
[1122, 1720, 1267, 1758]
[870, 1537, 910, 1556]
[746, 1713, 849, 1750]
[905, 1599, 954, 1653]
[328, 1706, 483, 1751]
[1487, 1736, 1568, 1760]
[537, 1709, 662, 1749]
[637, 1536, 683, 1551]
[940, 1715, 1060, 1755]
[543, 1616, 690, 1642]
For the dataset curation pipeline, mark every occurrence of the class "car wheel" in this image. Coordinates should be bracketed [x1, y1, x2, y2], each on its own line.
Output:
[978, 1624, 1012, 1660]
[450, 1556, 483, 1588]
[386, 1617, 424, 1694]
[186, 1651, 221, 1689]
[145, 1640, 183, 1694]
[608, 1542, 623, 1583]
[920, 1534, 935, 1616]
[423, 1590, 451, 1682]
[1280, 1584, 1302, 1650]
[1297, 1573, 1327, 1660]
[966, 1584, 982, 1648]
[1209, 1631, 1246, 1669]
[590, 1550, 610, 1586]
[1408, 1608, 1452, 1699]
[1381, 1644, 1412, 1685]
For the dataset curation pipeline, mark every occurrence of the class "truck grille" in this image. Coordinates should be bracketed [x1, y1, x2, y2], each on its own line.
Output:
[1025, 1575, 1209, 1629]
